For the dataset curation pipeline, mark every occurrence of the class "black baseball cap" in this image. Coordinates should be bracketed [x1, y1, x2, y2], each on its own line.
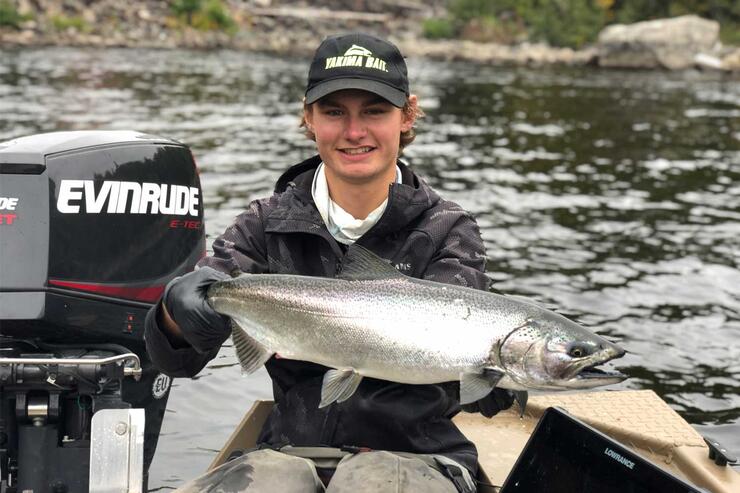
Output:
[305, 33, 409, 108]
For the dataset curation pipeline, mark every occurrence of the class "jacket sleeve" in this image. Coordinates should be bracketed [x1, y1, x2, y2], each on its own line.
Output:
[144, 199, 271, 377]
[143, 305, 220, 377]
[421, 210, 491, 291]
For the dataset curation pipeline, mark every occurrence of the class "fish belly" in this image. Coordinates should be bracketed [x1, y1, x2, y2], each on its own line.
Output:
[220, 278, 495, 385]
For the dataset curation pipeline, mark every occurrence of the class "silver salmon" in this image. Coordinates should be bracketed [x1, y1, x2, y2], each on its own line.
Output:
[207, 245, 626, 411]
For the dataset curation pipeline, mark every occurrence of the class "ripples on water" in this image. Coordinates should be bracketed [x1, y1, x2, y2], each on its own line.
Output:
[1, 47, 738, 488]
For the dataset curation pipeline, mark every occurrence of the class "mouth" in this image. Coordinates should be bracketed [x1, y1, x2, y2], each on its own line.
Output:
[564, 345, 627, 386]
[338, 146, 375, 157]
[577, 363, 627, 381]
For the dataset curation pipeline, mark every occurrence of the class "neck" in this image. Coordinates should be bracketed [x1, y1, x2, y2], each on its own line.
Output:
[325, 167, 396, 220]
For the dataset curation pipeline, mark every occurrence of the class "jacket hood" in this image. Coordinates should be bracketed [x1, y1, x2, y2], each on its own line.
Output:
[272, 155, 441, 237]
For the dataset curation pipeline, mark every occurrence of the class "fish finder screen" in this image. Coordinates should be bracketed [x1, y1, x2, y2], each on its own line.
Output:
[499, 407, 702, 493]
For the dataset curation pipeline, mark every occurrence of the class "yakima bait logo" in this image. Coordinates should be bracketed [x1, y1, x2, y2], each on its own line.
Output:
[325, 44, 388, 72]
[57, 180, 199, 216]
[0, 196, 18, 225]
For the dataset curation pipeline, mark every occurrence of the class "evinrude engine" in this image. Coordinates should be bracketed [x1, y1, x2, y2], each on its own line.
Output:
[0, 131, 205, 492]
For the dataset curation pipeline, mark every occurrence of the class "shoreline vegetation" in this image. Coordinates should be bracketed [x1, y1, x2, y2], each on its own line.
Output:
[1, 0, 739, 71]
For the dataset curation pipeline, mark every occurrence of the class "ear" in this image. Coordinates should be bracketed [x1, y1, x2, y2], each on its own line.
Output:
[303, 100, 314, 128]
[400, 94, 418, 133]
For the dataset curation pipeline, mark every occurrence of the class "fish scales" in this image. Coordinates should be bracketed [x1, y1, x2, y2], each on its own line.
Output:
[211, 273, 510, 383]
[207, 245, 627, 409]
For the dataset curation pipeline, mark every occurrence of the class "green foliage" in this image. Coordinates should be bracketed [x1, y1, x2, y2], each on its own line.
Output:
[422, 17, 456, 39]
[0, 0, 31, 29]
[51, 14, 89, 32]
[462, 15, 527, 43]
[441, 0, 608, 47]
[525, 0, 608, 48]
[438, 0, 740, 47]
[720, 23, 740, 44]
[171, 0, 236, 33]
[447, 0, 500, 23]
[194, 0, 236, 32]
[171, 0, 201, 25]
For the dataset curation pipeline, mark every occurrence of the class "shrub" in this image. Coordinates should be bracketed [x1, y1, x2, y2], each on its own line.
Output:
[171, 0, 236, 33]
[0, 0, 30, 29]
[51, 14, 89, 33]
[193, 0, 236, 32]
[460, 15, 527, 44]
[422, 17, 456, 39]
[524, 0, 608, 48]
[171, 0, 201, 26]
[720, 23, 740, 45]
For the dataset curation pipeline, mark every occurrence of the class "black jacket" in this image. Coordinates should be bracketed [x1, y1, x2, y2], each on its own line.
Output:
[145, 155, 491, 474]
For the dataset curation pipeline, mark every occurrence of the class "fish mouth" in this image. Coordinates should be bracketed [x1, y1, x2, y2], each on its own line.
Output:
[577, 363, 627, 382]
[569, 348, 628, 386]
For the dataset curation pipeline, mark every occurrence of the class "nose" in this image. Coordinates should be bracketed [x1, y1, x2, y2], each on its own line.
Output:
[344, 115, 367, 141]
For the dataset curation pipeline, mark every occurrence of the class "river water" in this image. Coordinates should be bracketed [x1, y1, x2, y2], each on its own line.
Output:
[0, 47, 738, 489]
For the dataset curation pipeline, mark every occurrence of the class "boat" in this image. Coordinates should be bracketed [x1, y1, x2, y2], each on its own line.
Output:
[209, 390, 740, 493]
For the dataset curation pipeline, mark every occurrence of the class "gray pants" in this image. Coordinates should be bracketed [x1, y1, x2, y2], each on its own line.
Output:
[175, 448, 472, 492]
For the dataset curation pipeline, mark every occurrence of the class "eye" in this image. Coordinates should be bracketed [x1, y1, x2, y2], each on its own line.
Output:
[366, 104, 392, 114]
[568, 344, 589, 358]
[321, 108, 343, 117]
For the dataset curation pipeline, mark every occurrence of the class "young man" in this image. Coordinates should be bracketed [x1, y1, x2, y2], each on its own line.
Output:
[145, 33, 514, 492]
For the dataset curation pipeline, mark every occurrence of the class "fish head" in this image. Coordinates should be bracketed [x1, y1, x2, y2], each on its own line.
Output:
[497, 311, 627, 390]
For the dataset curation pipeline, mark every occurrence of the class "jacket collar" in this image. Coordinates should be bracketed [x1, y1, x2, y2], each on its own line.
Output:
[265, 155, 438, 240]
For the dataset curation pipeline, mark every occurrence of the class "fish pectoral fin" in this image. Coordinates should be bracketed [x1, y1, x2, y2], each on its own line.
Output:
[319, 369, 364, 408]
[514, 390, 528, 418]
[231, 323, 273, 375]
[459, 369, 505, 405]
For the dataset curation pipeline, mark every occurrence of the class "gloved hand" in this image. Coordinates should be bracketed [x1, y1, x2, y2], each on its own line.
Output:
[461, 388, 515, 418]
[162, 266, 232, 354]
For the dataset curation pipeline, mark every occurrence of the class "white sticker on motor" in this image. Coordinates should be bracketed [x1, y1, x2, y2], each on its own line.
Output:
[152, 373, 172, 399]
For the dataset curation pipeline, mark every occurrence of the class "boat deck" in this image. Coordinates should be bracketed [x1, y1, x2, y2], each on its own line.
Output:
[211, 390, 740, 493]
[455, 390, 739, 493]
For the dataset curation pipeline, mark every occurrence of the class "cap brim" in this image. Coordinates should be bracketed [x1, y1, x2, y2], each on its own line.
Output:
[305, 78, 407, 107]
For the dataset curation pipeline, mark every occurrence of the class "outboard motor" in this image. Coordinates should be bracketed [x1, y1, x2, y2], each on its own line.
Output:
[0, 131, 205, 492]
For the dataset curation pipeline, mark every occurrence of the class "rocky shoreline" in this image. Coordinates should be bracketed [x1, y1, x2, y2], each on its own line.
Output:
[2, 1, 739, 71]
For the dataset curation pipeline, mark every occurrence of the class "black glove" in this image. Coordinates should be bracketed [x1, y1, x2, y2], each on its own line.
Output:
[461, 388, 515, 418]
[162, 266, 231, 354]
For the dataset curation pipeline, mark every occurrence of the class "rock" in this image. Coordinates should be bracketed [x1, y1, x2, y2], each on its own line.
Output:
[20, 20, 37, 30]
[721, 47, 740, 71]
[694, 52, 723, 70]
[82, 8, 96, 24]
[597, 15, 720, 70]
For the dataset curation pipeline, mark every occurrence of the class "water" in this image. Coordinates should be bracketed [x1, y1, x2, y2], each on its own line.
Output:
[0, 47, 738, 489]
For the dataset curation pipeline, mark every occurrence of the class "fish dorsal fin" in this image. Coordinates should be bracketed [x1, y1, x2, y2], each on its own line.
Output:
[231, 321, 273, 375]
[338, 244, 405, 281]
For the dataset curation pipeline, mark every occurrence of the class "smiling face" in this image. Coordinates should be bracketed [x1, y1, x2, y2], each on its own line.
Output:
[304, 89, 416, 186]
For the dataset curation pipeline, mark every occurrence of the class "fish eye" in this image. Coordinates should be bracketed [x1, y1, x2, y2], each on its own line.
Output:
[568, 344, 589, 358]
